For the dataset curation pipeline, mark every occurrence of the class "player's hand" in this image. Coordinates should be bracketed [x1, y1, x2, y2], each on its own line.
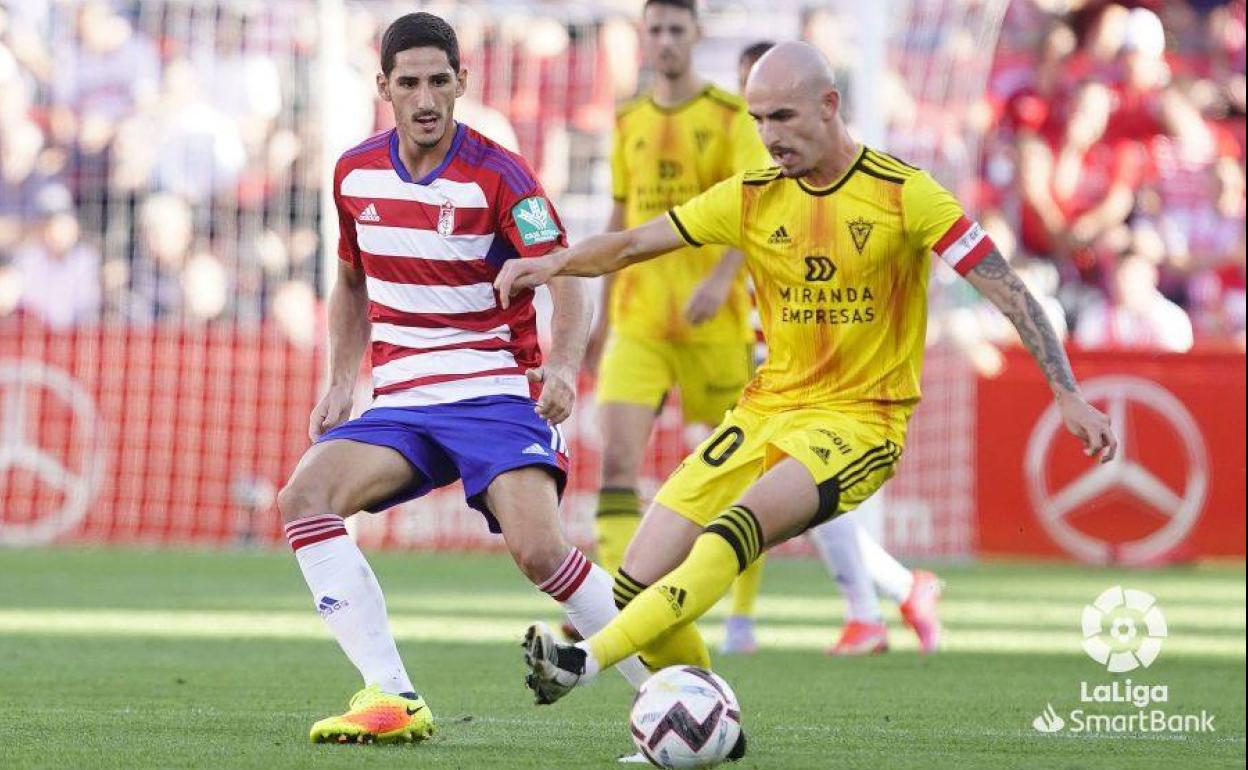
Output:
[495, 256, 560, 309]
[528, 365, 575, 424]
[309, 384, 353, 441]
[684, 275, 732, 326]
[1056, 390, 1118, 463]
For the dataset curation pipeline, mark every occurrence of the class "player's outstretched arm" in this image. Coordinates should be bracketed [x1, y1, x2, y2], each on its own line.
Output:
[309, 261, 371, 440]
[963, 248, 1118, 463]
[495, 214, 684, 308]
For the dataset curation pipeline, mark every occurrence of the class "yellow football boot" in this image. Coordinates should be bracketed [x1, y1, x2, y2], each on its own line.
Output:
[309, 684, 435, 744]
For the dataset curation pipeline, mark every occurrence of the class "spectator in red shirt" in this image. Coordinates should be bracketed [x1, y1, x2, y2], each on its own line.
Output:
[1018, 81, 1146, 265]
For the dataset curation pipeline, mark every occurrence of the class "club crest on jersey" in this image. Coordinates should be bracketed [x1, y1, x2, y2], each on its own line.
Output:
[437, 201, 455, 236]
[848, 217, 874, 254]
[693, 129, 713, 154]
[513, 197, 561, 246]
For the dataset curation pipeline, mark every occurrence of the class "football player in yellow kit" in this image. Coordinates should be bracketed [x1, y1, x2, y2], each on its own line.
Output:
[502, 43, 1116, 736]
[587, 0, 767, 594]
[718, 40, 945, 658]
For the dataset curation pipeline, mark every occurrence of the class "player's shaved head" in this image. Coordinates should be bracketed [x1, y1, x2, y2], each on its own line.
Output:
[746, 41, 837, 99]
[744, 41, 848, 181]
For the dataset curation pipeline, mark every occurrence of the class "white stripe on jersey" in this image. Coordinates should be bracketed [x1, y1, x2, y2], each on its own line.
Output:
[370, 375, 531, 408]
[341, 169, 489, 208]
[366, 276, 496, 315]
[357, 223, 495, 262]
[371, 323, 511, 350]
[372, 348, 519, 389]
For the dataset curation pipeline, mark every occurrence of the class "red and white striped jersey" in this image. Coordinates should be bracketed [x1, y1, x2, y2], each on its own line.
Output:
[333, 123, 568, 408]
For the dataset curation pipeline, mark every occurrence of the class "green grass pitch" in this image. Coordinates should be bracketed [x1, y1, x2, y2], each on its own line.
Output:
[0, 548, 1242, 769]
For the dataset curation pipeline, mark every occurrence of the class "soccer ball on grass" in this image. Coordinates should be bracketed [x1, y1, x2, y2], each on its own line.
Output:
[628, 665, 742, 768]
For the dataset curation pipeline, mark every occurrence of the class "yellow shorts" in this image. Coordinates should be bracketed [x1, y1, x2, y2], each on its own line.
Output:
[654, 404, 905, 529]
[596, 336, 753, 426]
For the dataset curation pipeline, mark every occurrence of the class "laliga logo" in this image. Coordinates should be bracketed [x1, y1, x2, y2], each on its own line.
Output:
[1082, 586, 1167, 673]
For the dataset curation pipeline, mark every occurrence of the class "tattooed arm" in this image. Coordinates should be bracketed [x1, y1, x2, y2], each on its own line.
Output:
[964, 248, 1118, 462]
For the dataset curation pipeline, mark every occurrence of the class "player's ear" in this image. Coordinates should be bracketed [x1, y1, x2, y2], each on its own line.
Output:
[821, 88, 840, 121]
[455, 67, 468, 99]
[376, 71, 391, 103]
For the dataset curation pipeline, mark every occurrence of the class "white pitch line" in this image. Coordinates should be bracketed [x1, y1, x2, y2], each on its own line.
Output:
[360, 593, 1248, 631]
[0, 609, 1241, 659]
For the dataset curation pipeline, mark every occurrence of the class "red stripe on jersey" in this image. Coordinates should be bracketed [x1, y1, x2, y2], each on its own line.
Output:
[370, 337, 513, 367]
[933, 215, 972, 255]
[360, 252, 494, 287]
[337, 198, 495, 236]
[367, 305, 542, 372]
[373, 366, 527, 395]
[956, 237, 994, 275]
[369, 301, 512, 330]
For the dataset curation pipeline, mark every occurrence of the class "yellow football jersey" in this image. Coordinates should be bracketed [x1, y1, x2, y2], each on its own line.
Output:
[609, 84, 768, 344]
[667, 146, 991, 431]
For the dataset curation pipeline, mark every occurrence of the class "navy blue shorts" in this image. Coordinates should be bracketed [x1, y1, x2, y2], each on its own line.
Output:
[316, 395, 569, 533]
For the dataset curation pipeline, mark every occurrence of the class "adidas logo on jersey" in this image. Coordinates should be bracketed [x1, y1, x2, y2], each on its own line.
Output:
[522, 443, 549, 457]
[357, 203, 381, 223]
[768, 225, 792, 246]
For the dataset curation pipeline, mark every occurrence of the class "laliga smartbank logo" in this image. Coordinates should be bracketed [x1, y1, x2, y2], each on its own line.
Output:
[1030, 586, 1216, 735]
[1081, 586, 1167, 672]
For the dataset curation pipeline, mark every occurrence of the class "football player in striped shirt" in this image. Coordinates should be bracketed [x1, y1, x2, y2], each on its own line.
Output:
[276, 12, 645, 744]
[501, 43, 1116, 722]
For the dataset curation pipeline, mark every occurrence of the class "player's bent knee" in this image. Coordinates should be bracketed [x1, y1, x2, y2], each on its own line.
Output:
[600, 451, 642, 489]
[276, 480, 330, 524]
[510, 540, 572, 586]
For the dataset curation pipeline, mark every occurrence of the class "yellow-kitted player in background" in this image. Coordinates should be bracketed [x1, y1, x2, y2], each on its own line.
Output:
[586, 0, 766, 617]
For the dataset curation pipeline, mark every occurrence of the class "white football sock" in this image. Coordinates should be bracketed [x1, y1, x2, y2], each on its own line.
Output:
[808, 513, 882, 623]
[857, 525, 914, 604]
[286, 515, 415, 696]
[538, 549, 649, 688]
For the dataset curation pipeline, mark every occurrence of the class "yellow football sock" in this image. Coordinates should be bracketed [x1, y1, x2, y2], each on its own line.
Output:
[613, 569, 710, 670]
[595, 487, 641, 575]
[590, 505, 762, 670]
[729, 554, 767, 617]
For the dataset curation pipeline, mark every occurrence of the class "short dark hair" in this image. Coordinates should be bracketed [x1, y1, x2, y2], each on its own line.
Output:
[643, 0, 698, 18]
[380, 12, 460, 77]
[740, 41, 775, 68]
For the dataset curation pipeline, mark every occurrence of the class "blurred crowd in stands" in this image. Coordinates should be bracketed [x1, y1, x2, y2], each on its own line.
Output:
[0, 0, 1242, 355]
[0, 0, 323, 342]
[979, 0, 1245, 352]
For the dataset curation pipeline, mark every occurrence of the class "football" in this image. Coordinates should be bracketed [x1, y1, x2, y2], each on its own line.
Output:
[628, 666, 743, 768]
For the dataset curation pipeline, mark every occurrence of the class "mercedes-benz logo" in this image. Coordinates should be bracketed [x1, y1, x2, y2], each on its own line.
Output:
[1025, 375, 1208, 565]
[0, 361, 107, 545]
